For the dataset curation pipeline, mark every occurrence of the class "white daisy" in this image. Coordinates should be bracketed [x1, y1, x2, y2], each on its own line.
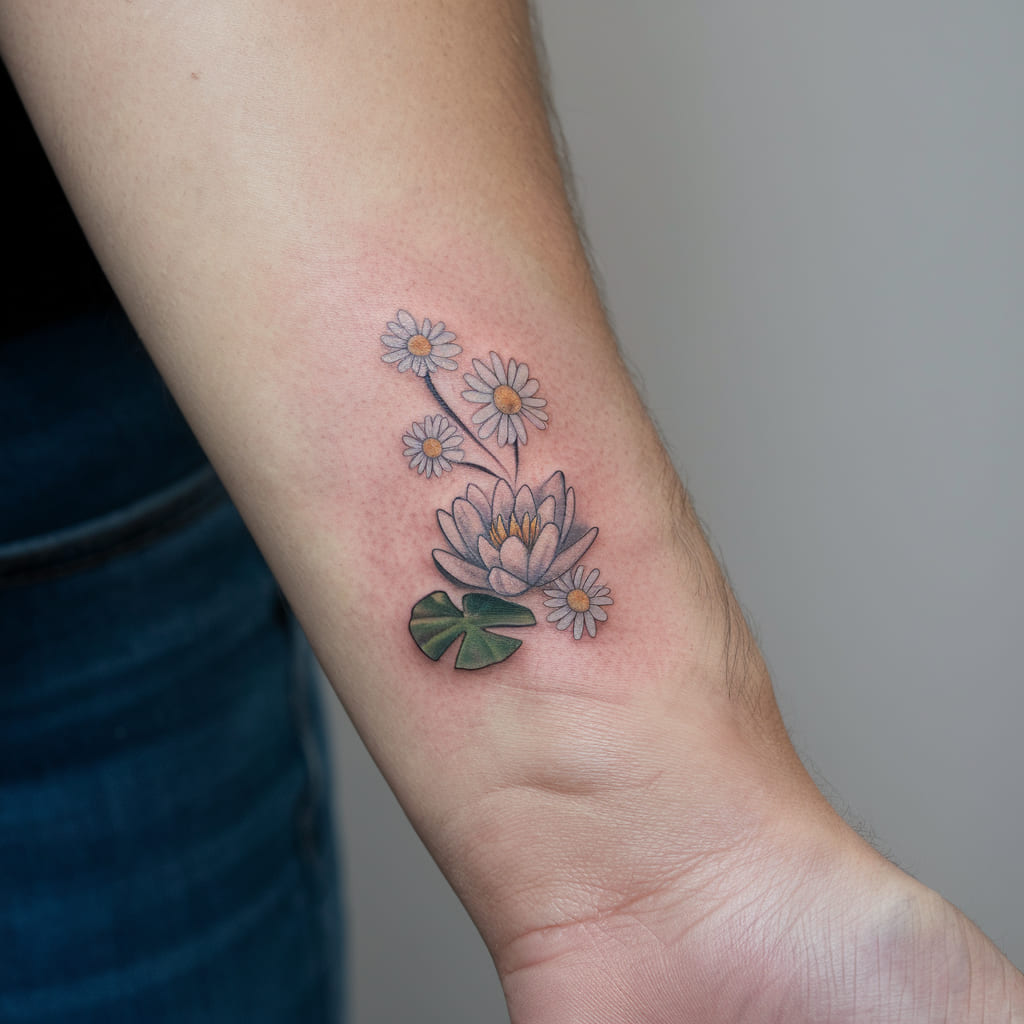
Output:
[543, 566, 612, 640]
[403, 415, 464, 478]
[461, 351, 548, 447]
[381, 310, 462, 377]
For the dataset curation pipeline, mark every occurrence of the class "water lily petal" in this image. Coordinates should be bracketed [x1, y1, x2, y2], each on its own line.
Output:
[453, 497, 487, 550]
[438, 509, 474, 561]
[433, 550, 491, 589]
[488, 567, 530, 597]
[477, 535, 501, 570]
[527, 522, 560, 582]
[514, 485, 537, 523]
[537, 471, 566, 526]
[536, 496, 557, 529]
[542, 527, 598, 584]
[466, 483, 492, 523]
[561, 488, 576, 542]
[498, 536, 529, 578]
[485, 480, 509, 523]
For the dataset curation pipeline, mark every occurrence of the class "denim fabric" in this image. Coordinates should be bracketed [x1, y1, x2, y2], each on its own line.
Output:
[0, 313, 344, 1022]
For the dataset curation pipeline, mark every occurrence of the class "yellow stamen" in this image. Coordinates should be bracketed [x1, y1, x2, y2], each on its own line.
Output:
[492, 384, 523, 416]
[407, 334, 432, 356]
[566, 589, 591, 613]
[489, 511, 540, 550]
[422, 437, 442, 458]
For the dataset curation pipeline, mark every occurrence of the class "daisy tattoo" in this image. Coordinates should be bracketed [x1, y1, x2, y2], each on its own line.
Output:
[380, 309, 612, 669]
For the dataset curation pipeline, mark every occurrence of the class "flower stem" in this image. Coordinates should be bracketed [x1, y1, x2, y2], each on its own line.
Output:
[460, 461, 503, 480]
[513, 439, 519, 488]
[425, 373, 507, 476]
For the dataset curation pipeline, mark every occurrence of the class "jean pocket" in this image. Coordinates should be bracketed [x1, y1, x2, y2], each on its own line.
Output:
[0, 464, 226, 588]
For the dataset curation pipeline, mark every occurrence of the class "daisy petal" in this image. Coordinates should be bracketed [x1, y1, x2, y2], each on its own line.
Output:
[476, 413, 500, 439]
[489, 351, 508, 385]
[471, 359, 500, 389]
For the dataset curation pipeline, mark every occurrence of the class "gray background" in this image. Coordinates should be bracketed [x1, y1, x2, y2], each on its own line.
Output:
[321, 3, 1024, 1020]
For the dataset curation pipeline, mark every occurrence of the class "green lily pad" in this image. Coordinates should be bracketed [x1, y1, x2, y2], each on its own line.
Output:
[409, 591, 536, 670]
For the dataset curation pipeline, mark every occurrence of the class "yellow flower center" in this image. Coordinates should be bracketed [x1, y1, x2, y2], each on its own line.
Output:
[489, 511, 540, 550]
[407, 334, 432, 356]
[492, 384, 523, 416]
[422, 437, 443, 458]
[566, 589, 591, 613]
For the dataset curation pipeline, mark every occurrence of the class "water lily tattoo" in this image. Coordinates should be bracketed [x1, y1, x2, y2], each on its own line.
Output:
[380, 309, 612, 669]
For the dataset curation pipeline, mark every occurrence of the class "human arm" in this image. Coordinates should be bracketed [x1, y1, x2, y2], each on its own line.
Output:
[3, 1, 1022, 1020]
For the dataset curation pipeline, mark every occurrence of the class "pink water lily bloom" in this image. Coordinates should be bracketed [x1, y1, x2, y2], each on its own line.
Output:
[432, 471, 597, 597]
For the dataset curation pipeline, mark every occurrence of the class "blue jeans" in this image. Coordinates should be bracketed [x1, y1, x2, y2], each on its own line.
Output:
[0, 312, 344, 1022]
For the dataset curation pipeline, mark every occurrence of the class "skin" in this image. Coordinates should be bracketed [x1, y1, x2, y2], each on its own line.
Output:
[3, 2, 1022, 1020]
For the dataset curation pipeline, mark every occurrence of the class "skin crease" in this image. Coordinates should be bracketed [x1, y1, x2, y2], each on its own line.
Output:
[3, 1, 1023, 1020]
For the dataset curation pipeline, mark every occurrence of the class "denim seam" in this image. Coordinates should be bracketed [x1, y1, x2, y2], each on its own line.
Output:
[0, 466, 226, 587]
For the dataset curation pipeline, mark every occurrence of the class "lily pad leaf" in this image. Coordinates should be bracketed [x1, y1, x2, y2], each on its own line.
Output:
[409, 591, 536, 670]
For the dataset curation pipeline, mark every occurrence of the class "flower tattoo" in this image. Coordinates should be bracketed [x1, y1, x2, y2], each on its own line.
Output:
[379, 309, 611, 669]
[462, 352, 548, 446]
[543, 566, 613, 639]
[381, 310, 461, 376]
[404, 416, 464, 477]
[432, 474, 596, 597]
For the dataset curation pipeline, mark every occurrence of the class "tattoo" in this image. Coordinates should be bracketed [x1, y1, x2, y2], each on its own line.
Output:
[381, 310, 612, 669]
